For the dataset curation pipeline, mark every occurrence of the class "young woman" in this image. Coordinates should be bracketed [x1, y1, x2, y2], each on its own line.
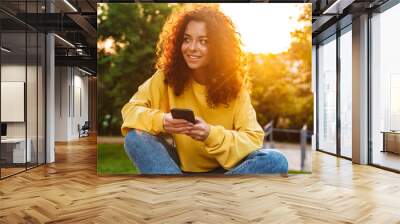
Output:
[121, 4, 288, 174]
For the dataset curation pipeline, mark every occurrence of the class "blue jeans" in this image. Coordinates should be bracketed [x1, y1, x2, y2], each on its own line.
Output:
[124, 129, 288, 175]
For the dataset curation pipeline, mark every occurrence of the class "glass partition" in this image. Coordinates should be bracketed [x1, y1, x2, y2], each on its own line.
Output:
[1, 20, 28, 178]
[27, 30, 38, 169]
[317, 35, 337, 154]
[0, 1, 46, 179]
[38, 32, 45, 165]
[339, 27, 352, 158]
[371, 3, 400, 171]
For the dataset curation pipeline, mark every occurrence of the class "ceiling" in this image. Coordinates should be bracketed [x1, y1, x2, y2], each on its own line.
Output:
[0, 0, 97, 75]
[1, 0, 395, 74]
[311, 0, 390, 43]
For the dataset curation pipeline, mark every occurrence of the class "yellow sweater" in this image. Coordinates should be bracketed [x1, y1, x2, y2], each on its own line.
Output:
[121, 71, 264, 172]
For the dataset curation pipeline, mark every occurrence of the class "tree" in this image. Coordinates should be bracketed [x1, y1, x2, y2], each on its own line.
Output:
[97, 3, 175, 135]
[249, 4, 313, 131]
[97, 3, 313, 136]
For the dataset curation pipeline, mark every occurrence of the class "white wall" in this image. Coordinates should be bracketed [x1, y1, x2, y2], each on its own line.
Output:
[1, 63, 46, 164]
[1, 65, 26, 141]
[55, 67, 69, 141]
[54, 67, 89, 141]
[1, 65, 30, 138]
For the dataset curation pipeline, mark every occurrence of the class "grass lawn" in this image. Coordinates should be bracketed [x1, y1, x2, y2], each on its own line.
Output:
[97, 143, 309, 175]
[97, 143, 138, 174]
[288, 170, 311, 174]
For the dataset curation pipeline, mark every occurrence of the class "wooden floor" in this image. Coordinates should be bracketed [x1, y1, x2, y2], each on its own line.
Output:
[1, 136, 400, 223]
[373, 150, 400, 171]
[1, 167, 26, 178]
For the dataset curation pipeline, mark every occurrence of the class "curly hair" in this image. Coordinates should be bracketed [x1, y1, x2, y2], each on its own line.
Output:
[156, 4, 247, 107]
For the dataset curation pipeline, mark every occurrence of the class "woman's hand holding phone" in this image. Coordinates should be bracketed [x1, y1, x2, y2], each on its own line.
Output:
[187, 117, 210, 141]
[163, 113, 193, 134]
[163, 113, 210, 141]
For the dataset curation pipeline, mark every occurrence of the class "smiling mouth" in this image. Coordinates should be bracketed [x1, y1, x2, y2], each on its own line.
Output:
[187, 55, 201, 59]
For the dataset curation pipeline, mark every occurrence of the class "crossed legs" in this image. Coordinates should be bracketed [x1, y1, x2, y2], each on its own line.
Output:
[124, 130, 288, 175]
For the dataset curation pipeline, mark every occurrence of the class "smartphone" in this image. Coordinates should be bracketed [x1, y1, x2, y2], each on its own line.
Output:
[170, 108, 195, 124]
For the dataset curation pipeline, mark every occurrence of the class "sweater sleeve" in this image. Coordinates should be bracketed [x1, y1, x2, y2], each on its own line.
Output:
[121, 71, 167, 136]
[203, 89, 265, 169]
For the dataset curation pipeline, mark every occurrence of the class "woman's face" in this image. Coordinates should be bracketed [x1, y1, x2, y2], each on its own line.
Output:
[181, 20, 210, 71]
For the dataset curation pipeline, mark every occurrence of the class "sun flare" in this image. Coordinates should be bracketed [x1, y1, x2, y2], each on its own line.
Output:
[220, 3, 305, 54]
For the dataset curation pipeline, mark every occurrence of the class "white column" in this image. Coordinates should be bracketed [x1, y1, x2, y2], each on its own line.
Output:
[45, 1, 55, 163]
[46, 33, 55, 163]
[352, 14, 369, 164]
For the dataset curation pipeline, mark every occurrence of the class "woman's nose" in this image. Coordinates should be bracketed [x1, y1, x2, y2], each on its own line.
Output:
[189, 41, 198, 51]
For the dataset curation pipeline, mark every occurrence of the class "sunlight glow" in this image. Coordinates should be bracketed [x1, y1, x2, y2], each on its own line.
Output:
[98, 37, 116, 54]
[220, 3, 305, 54]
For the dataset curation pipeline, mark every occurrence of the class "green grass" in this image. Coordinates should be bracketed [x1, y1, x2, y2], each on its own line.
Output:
[97, 143, 310, 175]
[288, 170, 311, 174]
[97, 143, 139, 174]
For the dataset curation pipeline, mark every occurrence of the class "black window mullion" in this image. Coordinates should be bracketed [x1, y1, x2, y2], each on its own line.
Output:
[0, 20, 2, 179]
[316, 45, 319, 151]
[73, 68, 75, 118]
[44, 33, 47, 164]
[36, 0, 39, 167]
[336, 28, 341, 157]
[44, 0, 47, 165]
[367, 10, 373, 165]
[25, 0, 28, 171]
[69, 69, 71, 118]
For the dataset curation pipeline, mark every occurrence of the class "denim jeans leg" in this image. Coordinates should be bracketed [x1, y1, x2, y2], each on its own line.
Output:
[124, 129, 182, 174]
[225, 149, 289, 174]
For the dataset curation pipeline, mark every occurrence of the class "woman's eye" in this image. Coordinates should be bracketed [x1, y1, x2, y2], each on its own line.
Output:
[183, 37, 190, 43]
[200, 39, 208, 45]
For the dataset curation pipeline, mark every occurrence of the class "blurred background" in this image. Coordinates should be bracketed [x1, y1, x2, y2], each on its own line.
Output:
[97, 3, 312, 174]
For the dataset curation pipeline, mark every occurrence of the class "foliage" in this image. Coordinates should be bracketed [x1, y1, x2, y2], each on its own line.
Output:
[249, 4, 313, 130]
[97, 3, 313, 136]
[98, 3, 175, 135]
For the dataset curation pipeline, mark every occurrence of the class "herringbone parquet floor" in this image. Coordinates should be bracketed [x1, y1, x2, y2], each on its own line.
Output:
[1, 136, 400, 223]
